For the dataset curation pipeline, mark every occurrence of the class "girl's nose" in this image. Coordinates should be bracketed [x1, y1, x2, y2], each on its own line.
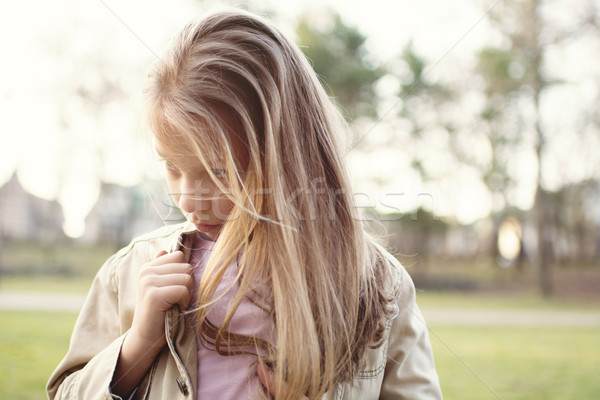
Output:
[178, 185, 212, 215]
[179, 194, 211, 214]
[178, 192, 196, 215]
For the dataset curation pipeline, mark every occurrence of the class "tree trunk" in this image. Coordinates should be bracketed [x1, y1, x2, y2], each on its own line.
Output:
[534, 187, 555, 297]
[529, 0, 555, 296]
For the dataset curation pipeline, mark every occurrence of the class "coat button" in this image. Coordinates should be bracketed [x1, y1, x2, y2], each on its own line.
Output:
[176, 377, 189, 395]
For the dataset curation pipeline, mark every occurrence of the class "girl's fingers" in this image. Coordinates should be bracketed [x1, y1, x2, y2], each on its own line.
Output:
[256, 364, 309, 400]
[145, 251, 192, 277]
[140, 273, 193, 289]
[136, 250, 196, 311]
[163, 285, 192, 311]
[150, 250, 186, 266]
[146, 285, 192, 311]
[257, 363, 278, 397]
[129, 251, 194, 348]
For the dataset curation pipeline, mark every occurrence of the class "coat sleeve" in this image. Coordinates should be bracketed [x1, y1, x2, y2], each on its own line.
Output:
[379, 262, 443, 399]
[46, 254, 137, 400]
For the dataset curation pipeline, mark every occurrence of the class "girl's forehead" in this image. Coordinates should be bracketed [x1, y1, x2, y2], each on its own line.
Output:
[154, 136, 214, 166]
[153, 131, 248, 171]
[152, 108, 249, 168]
[154, 137, 186, 158]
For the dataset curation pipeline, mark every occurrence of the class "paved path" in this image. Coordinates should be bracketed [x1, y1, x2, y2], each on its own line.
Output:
[1, 291, 600, 327]
[0, 291, 86, 312]
[421, 307, 600, 327]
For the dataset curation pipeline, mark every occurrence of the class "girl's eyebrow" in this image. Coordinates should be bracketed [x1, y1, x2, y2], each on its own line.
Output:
[155, 150, 175, 163]
[154, 148, 167, 158]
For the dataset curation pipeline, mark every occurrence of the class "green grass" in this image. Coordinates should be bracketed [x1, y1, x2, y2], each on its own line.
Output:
[0, 275, 93, 294]
[0, 310, 77, 400]
[1, 310, 598, 400]
[431, 325, 600, 400]
[0, 240, 115, 277]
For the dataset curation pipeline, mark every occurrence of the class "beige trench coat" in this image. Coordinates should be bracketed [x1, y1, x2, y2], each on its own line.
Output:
[47, 222, 443, 400]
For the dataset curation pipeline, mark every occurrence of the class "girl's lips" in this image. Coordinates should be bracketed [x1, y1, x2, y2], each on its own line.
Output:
[194, 223, 220, 232]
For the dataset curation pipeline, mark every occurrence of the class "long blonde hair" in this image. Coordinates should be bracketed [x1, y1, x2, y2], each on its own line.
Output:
[142, 9, 395, 399]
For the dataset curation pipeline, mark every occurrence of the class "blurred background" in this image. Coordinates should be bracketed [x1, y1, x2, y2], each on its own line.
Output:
[0, 0, 599, 399]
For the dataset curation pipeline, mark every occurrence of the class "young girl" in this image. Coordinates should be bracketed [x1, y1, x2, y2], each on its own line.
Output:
[47, 9, 442, 400]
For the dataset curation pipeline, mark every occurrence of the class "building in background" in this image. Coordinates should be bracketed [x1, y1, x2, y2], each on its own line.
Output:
[0, 174, 182, 248]
[0, 173, 65, 242]
[81, 180, 183, 248]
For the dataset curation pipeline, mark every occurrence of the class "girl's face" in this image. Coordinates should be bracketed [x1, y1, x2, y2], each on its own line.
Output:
[154, 109, 249, 240]
[156, 138, 234, 240]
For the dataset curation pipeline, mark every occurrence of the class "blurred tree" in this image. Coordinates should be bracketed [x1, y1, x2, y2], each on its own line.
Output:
[382, 207, 449, 269]
[395, 42, 454, 179]
[387, 1, 600, 284]
[296, 10, 385, 122]
[480, 0, 600, 296]
[472, 47, 525, 266]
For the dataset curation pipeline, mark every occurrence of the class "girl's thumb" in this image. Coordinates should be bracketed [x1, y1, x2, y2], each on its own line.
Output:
[155, 250, 168, 258]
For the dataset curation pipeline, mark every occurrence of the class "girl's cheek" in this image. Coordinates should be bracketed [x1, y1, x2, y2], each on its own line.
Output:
[215, 199, 235, 220]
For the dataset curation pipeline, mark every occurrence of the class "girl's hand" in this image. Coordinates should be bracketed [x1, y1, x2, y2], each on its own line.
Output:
[257, 364, 309, 400]
[112, 250, 193, 397]
[129, 250, 194, 349]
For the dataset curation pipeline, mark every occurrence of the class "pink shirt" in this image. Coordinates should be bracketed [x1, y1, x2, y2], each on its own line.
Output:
[188, 232, 273, 399]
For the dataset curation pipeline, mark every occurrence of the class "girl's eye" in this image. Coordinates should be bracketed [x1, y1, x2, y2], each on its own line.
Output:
[164, 161, 179, 174]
